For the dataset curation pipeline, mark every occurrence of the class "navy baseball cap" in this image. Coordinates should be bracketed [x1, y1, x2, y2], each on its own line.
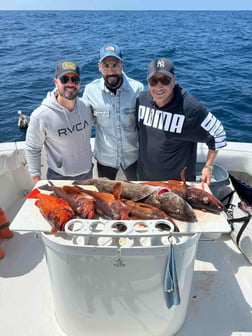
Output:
[147, 58, 174, 80]
[99, 44, 123, 62]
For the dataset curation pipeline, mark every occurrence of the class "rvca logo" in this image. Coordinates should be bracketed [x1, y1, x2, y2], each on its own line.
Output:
[58, 121, 89, 136]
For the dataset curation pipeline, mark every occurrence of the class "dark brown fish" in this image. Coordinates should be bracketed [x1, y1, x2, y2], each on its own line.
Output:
[124, 199, 180, 231]
[155, 191, 197, 222]
[78, 183, 129, 220]
[142, 189, 197, 222]
[124, 200, 170, 220]
[74, 178, 162, 202]
[141, 167, 224, 213]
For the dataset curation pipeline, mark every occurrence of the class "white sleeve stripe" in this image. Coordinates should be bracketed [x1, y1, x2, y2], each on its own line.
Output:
[209, 119, 221, 136]
[201, 112, 226, 148]
[201, 113, 225, 136]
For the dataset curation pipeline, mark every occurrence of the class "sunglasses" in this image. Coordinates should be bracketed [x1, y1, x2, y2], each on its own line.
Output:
[59, 75, 80, 85]
[148, 76, 172, 86]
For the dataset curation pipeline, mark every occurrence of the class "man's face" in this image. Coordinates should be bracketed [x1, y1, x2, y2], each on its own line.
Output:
[148, 74, 175, 107]
[98, 56, 123, 89]
[54, 72, 80, 100]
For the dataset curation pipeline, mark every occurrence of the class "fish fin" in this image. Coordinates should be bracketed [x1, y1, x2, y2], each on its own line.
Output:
[167, 180, 183, 185]
[113, 182, 122, 200]
[25, 188, 41, 199]
[180, 167, 187, 184]
[63, 185, 82, 195]
[38, 184, 53, 191]
[179, 167, 189, 197]
[73, 185, 88, 193]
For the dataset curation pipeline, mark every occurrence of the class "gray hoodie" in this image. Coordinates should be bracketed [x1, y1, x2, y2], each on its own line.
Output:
[25, 90, 93, 177]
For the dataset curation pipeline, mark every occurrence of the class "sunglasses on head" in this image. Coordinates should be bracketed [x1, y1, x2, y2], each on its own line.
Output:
[59, 75, 80, 85]
[148, 76, 172, 86]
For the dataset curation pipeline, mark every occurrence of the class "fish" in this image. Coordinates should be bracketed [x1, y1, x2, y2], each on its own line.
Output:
[77, 182, 129, 220]
[124, 200, 180, 231]
[138, 186, 197, 222]
[185, 185, 224, 213]
[125, 199, 171, 220]
[47, 182, 96, 219]
[177, 167, 224, 212]
[34, 192, 75, 231]
[74, 178, 162, 202]
[141, 167, 224, 213]
[150, 191, 197, 222]
[75, 178, 195, 222]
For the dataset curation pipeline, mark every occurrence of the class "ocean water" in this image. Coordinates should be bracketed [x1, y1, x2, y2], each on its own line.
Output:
[0, 10, 251, 143]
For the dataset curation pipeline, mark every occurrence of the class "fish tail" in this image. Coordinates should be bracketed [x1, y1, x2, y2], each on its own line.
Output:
[25, 188, 41, 199]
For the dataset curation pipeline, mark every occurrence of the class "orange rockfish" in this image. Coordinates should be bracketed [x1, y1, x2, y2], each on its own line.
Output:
[32, 192, 74, 231]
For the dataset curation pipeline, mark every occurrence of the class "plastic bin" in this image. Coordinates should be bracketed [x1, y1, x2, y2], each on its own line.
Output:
[42, 230, 200, 336]
[196, 162, 229, 198]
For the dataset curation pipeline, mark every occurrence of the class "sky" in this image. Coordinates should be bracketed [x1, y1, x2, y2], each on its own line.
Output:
[1, 0, 252, 11]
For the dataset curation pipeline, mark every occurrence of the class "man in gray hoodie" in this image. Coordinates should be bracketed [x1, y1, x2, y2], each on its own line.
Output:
[25, 60, 93, 184]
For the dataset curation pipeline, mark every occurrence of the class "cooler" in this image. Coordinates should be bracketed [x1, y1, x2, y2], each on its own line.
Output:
[42, 227, 200, 336]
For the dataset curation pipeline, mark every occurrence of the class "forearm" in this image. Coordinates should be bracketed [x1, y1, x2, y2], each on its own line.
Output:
[201, 149, 218, 184]
[205, 149, 218, 167]
[32, 175, 41, 185]
[25, 145, 42, 181]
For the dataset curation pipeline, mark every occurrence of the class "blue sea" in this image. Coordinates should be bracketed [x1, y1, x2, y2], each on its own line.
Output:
[0, 10, 251, 143]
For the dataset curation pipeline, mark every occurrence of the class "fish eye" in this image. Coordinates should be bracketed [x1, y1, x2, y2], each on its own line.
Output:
[202, 196, 209, 204]
[175, 209, 182, 215]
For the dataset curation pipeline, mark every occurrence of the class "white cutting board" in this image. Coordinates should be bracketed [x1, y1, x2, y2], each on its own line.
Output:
[10, 180, 231, 234]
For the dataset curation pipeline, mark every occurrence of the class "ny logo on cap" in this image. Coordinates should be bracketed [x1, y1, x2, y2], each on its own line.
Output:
[156, 59, 165, 68]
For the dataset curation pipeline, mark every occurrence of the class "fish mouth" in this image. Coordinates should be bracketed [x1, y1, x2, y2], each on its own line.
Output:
[157, 188, 170, 195]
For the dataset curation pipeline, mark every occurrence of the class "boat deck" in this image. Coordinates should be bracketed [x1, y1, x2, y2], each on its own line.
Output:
[1, 230, 252, 336]
[1, 141, 252, 335]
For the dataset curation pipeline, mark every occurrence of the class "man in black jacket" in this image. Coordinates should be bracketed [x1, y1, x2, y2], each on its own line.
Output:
[136, 58, 227, 183]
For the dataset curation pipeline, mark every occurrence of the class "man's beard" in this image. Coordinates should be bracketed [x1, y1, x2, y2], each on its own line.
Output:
[104, 75, 122, 89]
[58, 86, 79, 100]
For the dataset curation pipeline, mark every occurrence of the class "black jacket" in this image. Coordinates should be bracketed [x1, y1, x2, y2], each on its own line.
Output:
[136, 84, 226, 181]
